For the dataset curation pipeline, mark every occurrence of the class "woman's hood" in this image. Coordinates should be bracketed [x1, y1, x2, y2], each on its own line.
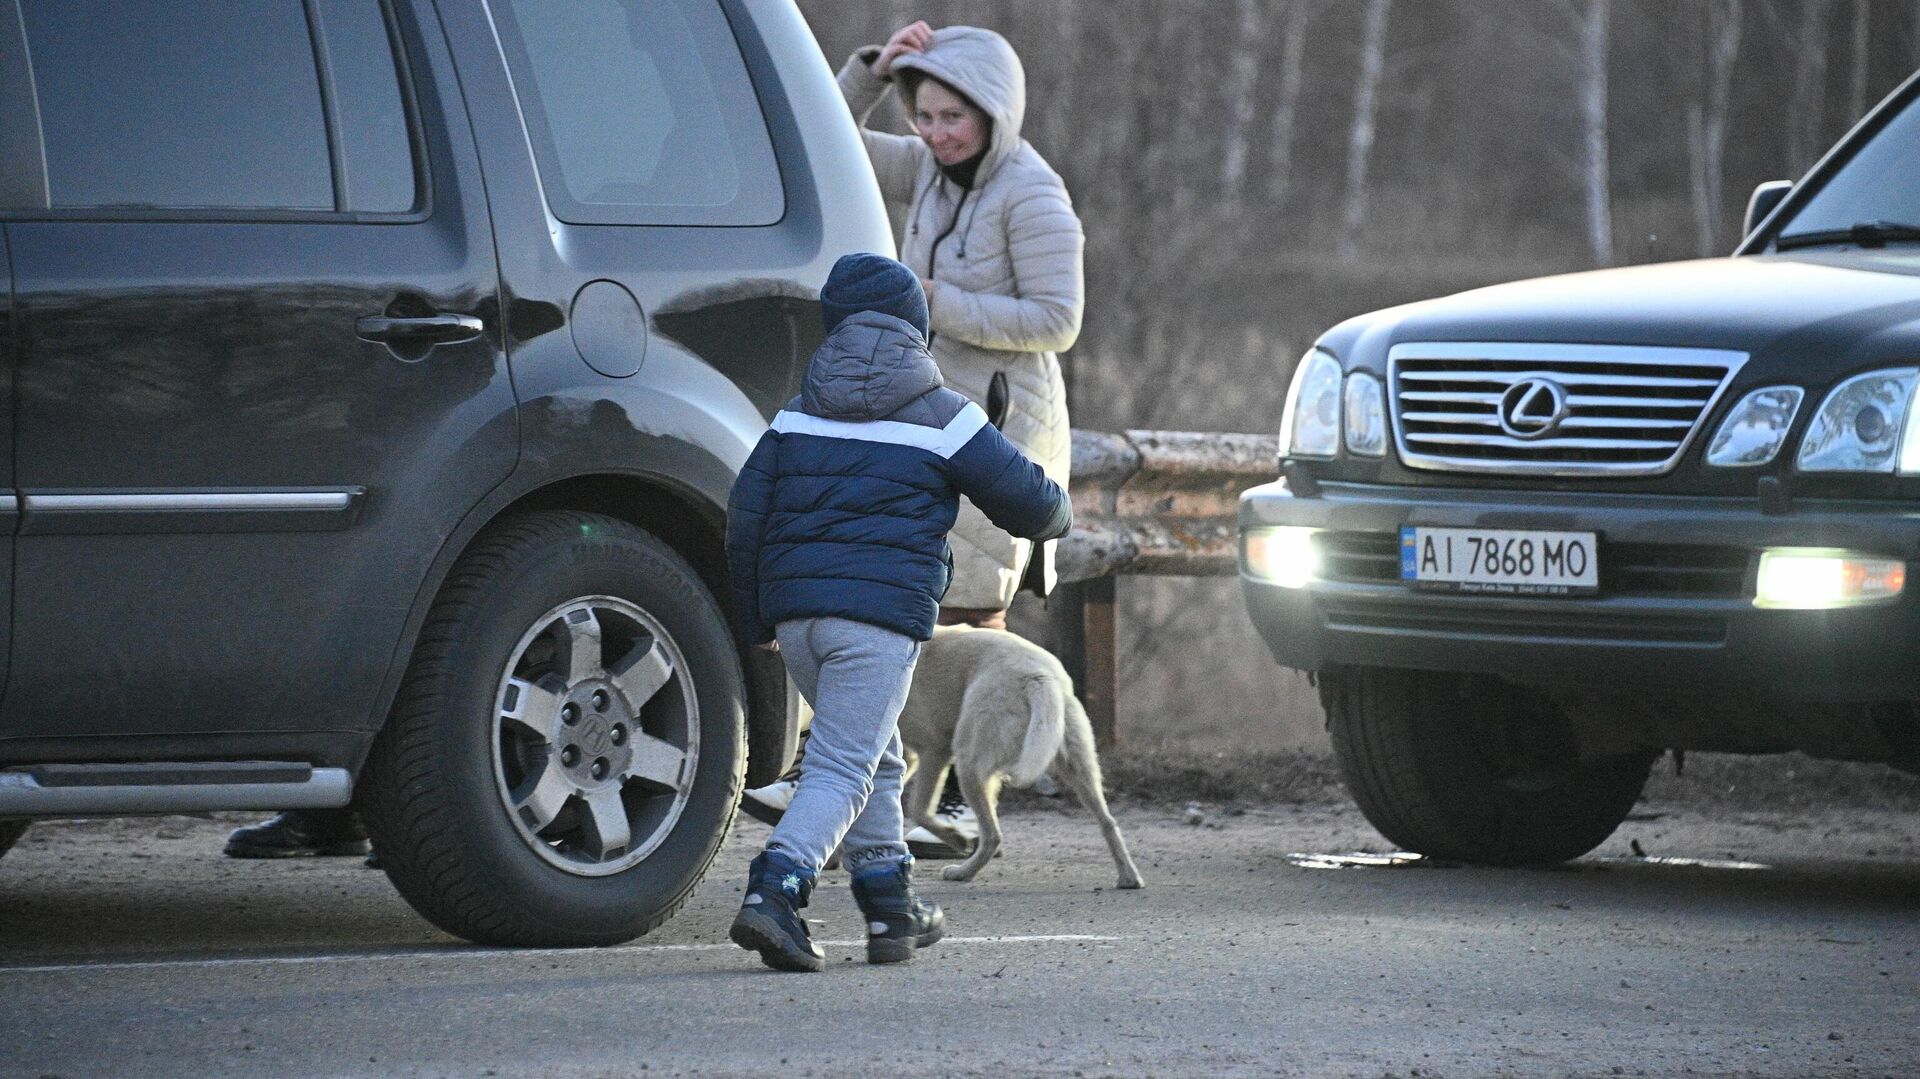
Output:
[893, 25, 1025, 185]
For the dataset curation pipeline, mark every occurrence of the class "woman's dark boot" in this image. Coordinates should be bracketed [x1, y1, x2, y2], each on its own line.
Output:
[850, 857, 945, 964]
[730, 850, 825, 972]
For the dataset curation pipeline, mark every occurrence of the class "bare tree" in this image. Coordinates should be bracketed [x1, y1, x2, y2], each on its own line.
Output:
[1265, 0, 1317, 210]
[1339, 0, 1391, 260]
[1219, 0, 1265, 202]
[1686, 0, 1741, 257]
[1849, 0, 1872, 124]
[1580, 0, 1613, 265]
[1788, 1, 1834, 170]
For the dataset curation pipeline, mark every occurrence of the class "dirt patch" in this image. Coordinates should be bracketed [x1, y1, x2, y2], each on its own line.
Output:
[1052, 747, 1920, 814]
[1641, 750, 1920, 812]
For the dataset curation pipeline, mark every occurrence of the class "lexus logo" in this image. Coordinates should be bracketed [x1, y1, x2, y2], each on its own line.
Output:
[1498, 378, 1570, 439]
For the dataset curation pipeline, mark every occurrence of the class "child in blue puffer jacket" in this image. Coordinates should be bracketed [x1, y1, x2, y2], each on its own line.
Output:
[724, 252, 1071, 971]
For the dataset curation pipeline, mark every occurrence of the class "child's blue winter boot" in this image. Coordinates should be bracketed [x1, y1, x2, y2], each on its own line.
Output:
[849, 856, 945, 964]
[730, 850, 825, 972]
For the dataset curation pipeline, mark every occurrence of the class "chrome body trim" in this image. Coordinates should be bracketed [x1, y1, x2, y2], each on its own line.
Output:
[0, 767, 352, 815]
[26, 491, 355, 513]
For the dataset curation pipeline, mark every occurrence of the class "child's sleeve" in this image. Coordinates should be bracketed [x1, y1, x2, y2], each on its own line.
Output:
[725, 433, 780, 646]
[945, 404, 1073, 542]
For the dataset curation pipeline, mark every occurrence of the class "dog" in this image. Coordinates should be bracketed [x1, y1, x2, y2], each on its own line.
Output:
[896, 625, 1145, 889]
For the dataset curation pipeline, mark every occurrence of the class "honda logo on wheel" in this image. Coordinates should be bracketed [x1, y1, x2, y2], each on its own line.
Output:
[1498, 378, 1570, 439]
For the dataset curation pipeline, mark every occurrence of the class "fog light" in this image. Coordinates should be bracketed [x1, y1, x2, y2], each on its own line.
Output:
[1244, 526, 1320, 588]
[1754, 549, 1906, 609]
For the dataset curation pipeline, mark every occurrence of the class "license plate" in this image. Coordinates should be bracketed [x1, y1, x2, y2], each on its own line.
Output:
[1400, 527, 1598, 595]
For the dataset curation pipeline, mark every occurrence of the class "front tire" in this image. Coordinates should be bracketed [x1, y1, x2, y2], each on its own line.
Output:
[360, 511, 745, 946]
[1323, 667, 1653, 866]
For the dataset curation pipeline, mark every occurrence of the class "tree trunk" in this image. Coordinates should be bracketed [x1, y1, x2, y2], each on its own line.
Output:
[1339, 0, 1391, 260]
[1219, 0, 1265, 202]
[1789, 2, 1832, 171]
[1687, 0, 1741, 257]
[1580, 0, 1613, 266]
[1266, 1, 1314, 210]
[1849, 0, 1871, 123]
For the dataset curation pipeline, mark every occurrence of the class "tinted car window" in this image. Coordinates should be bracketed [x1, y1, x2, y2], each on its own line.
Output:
[20, 0, 334, 211]
[314, 0, 419, 214]
[1779, 95, 1920, 239]
[491, 0, 784, 226]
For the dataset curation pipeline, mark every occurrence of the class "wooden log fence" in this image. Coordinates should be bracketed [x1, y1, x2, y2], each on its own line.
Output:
[1049, 428, 1279, 745]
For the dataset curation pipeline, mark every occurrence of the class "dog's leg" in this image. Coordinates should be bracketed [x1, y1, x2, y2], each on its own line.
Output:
[1056, 724, 1146, 889]
[939, 769, 1002, 882]
[901, 755, 952, 836]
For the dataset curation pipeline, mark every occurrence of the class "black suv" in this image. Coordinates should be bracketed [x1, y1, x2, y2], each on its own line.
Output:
[0, 0, 890, 945]
[1242, 72, 1920, 866]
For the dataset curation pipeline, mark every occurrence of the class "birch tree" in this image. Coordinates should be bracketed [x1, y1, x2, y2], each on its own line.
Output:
[1339, 0, 1390, 260]
[1787, 1, 1833, 170]
[1580, 0, 1613, 265]
[1849, 0, 1871, 124]
[1264, 1, 1316, 210]
[1219, 0, 1265, 202]
[1686, 0, 1741, 257]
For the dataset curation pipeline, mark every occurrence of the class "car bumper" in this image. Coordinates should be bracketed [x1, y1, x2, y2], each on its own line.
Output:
[1238, 479, 1920, 701]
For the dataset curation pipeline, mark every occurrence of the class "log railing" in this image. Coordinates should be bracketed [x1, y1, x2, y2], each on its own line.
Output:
[1049, 429, 1279, 744]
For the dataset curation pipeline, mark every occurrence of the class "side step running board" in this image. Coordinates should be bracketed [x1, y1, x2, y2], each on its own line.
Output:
[0, 761, 352, 815]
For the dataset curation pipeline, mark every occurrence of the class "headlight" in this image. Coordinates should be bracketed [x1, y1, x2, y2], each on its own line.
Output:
[1796, 368, 1916, 473]
[1344, 372, 1386, 457]
[1706, 387, 1803, 467]
[1279, 350, 1342, 459]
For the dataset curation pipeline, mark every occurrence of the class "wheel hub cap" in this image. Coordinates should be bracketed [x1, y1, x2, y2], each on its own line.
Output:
[491, 596, 699, 877]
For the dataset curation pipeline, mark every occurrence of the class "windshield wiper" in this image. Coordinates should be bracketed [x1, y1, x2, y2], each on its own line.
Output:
[1775, 220, 1920, 251]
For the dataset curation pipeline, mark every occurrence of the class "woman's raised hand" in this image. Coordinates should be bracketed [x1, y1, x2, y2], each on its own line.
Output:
[873, 20, 934, 79]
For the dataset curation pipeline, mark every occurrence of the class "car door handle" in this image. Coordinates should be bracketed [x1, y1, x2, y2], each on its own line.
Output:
[355, 313, 485, 345]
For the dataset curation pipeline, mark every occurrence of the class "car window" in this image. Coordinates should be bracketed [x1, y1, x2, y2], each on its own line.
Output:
[490, 0, 784, 227]
[313, 0, 420, 214]
[20, 0, 335, 211]
[1778, 94, 1920, 240]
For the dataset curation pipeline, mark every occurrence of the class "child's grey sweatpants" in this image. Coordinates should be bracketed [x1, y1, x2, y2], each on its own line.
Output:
[765, 616, 921, 874]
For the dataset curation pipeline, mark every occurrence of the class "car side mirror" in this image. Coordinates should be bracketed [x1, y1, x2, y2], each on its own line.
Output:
[1744, 180, 1793, 239]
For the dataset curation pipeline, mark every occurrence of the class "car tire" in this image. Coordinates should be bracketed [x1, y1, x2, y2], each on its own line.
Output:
[359, 511, 745, 946]
[0, 820, 28, 860]
[1322, 667, 1654, 866]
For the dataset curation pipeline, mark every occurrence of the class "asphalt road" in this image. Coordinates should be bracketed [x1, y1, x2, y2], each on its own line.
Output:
[0, 797, 1915, 1078]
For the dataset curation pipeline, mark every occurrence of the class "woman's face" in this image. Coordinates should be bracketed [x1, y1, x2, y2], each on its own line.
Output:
[912, 80, 987, 167]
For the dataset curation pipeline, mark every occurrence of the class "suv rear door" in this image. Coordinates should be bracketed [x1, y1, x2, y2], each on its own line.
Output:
[0, 0, 515, 754]
[436, 0, 820, 447]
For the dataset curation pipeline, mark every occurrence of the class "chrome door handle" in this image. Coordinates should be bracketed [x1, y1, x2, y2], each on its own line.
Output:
[355, 313, 485, 345]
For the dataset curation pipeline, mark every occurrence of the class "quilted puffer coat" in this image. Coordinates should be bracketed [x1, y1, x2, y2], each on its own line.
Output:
[726, 311, 1072, 645]
[838, 26, 1085, 609]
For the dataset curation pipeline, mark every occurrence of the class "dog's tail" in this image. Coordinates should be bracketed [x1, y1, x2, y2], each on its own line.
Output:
[1009, 676, 1068, 788]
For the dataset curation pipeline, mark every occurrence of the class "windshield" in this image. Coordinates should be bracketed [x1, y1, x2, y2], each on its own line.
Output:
[1775, 91, 1920, 244]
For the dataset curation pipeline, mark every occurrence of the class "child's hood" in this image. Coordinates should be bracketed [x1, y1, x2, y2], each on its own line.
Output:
[799, 310, 944, 422]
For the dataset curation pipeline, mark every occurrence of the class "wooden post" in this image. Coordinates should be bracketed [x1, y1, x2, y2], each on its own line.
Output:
[1083, 574, 1118, 747]
[1049, 573, 1118, 747]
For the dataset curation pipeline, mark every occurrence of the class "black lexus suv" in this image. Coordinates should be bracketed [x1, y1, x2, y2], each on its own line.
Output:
[1242, 71, 1920, 866]
[0, 0, 891, 945]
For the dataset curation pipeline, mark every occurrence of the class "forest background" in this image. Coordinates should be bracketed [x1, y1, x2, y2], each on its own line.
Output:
[796, 0, 1920, 752]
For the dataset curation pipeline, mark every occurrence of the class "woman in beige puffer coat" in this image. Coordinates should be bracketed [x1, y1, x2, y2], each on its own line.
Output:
[838, 22, 1085, 626]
